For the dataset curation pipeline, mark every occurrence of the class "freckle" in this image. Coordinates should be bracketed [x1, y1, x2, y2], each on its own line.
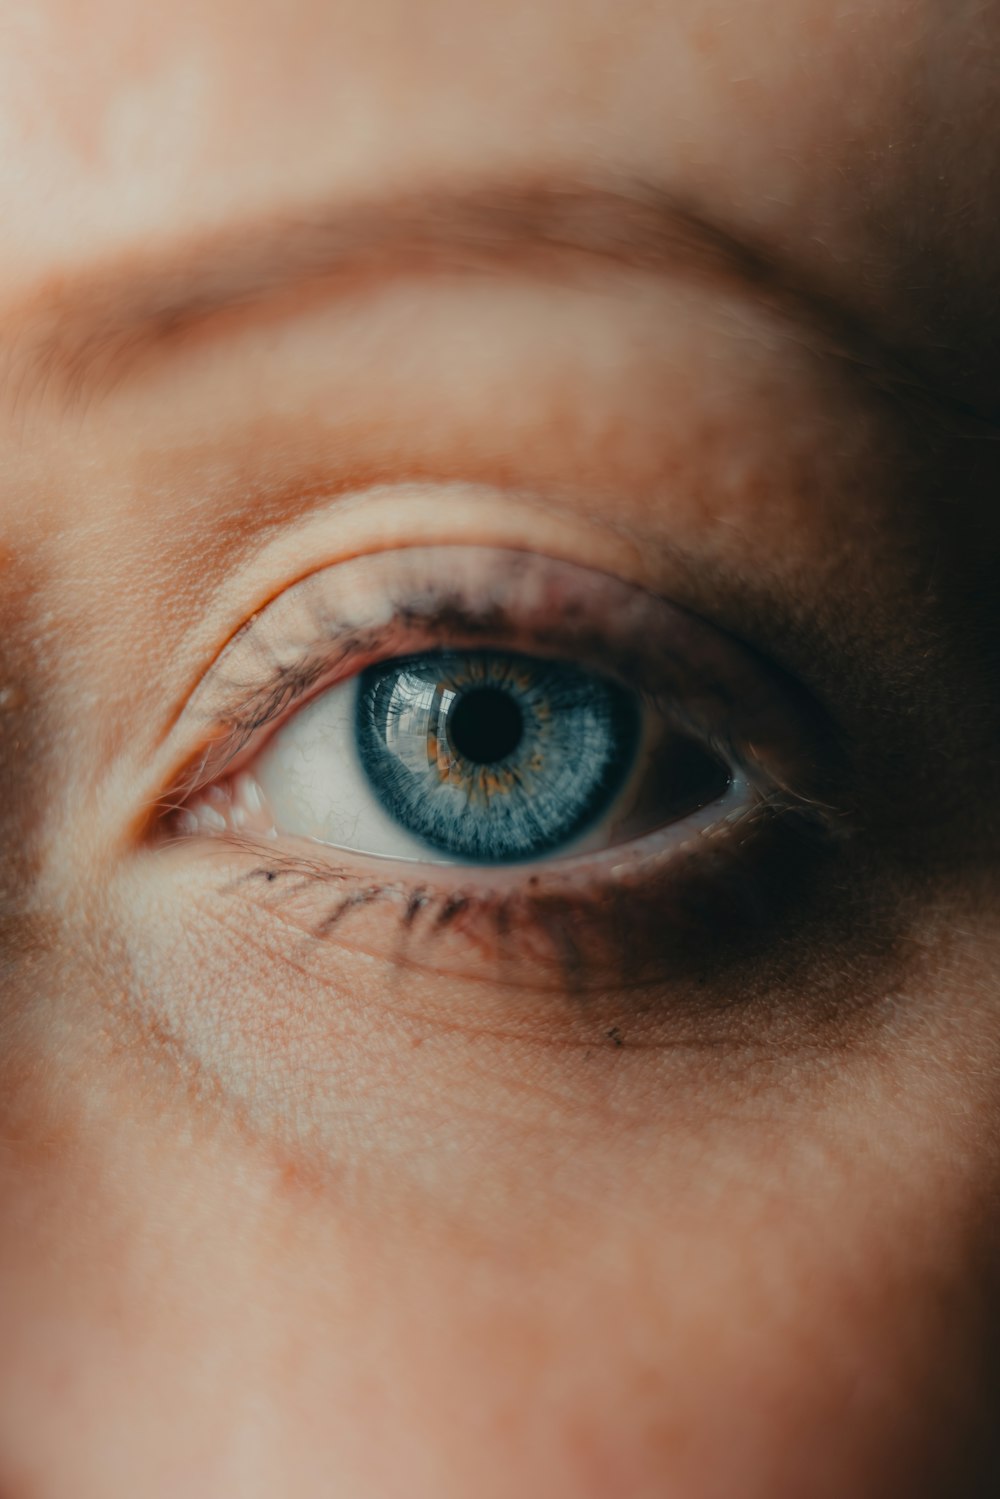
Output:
[280, 1161, 303, 1192]
[411, 1036, 424, 1049]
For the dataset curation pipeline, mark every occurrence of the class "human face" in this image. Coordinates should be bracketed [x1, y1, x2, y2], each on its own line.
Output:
[1, 2, 999, 1494]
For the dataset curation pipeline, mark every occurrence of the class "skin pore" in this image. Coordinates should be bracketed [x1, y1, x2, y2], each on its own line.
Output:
[2, 0, 1000, 1495]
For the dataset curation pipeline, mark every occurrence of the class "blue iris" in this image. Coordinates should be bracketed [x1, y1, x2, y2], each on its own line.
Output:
[355, 650, 640, 862]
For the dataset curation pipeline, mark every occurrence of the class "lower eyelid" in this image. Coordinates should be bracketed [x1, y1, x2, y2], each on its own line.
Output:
[179, 759, 754, 860]
[184, 777, 833, 1009]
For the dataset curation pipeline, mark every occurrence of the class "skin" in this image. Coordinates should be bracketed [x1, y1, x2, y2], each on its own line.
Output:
[1, 0, 1000, 1494]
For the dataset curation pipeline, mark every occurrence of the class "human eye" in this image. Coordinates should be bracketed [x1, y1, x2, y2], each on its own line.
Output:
[158, 544, 846, 998]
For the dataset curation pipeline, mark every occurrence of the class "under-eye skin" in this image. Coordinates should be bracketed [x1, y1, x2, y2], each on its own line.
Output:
[160, 546, 853, 995]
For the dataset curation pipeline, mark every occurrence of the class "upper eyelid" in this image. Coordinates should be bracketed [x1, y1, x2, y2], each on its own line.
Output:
[169, 607, 510, 794]
[143, 475, 838, 795]
[149, 485, 654, 740]
[167, 564, 704, 794]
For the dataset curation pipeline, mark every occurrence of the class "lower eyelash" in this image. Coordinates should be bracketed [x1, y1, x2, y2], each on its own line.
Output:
[245, 865, 619, 998]
[212, 791, 841, 1004]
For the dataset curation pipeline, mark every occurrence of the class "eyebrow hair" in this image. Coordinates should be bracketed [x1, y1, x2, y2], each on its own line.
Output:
[0, 178, 962, 417]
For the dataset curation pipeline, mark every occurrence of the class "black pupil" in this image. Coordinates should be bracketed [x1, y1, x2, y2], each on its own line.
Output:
[447, 687, 524, 765]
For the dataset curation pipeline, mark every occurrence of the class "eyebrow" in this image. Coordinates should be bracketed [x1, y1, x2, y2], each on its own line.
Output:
[0, 178, 951, 415]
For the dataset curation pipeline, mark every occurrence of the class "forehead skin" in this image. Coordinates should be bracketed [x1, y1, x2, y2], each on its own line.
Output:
[1, 3, 1000, 1498]
[2, 0, 998, 383]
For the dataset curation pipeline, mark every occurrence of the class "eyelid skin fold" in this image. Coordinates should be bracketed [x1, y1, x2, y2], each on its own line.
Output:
[156, 545, 854, 999]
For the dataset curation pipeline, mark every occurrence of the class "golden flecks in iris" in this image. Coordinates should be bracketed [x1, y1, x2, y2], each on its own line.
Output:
[433, 763, 516, 810]
[482, 770, 503, 799]
[419, 654, 548, 804]
[429, 730, 462, 786]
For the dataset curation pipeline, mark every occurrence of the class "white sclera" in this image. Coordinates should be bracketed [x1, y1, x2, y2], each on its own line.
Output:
[252, 677, 436, 861]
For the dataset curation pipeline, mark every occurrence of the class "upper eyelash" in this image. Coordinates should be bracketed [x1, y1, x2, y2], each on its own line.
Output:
[194, 595, 518, 762]
[220, 634, 374, 738]
[170, 628, 386, 801]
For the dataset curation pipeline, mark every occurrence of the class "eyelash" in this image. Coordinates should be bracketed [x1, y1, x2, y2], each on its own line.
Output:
[169, 627, 382, 797]
[200, 788, 822, 1002]
[161, 547, 849, 995]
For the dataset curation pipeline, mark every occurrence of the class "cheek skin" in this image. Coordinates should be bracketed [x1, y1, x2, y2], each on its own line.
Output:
[1, 880, 998, 1496]
[1, 925, 999, 1499]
